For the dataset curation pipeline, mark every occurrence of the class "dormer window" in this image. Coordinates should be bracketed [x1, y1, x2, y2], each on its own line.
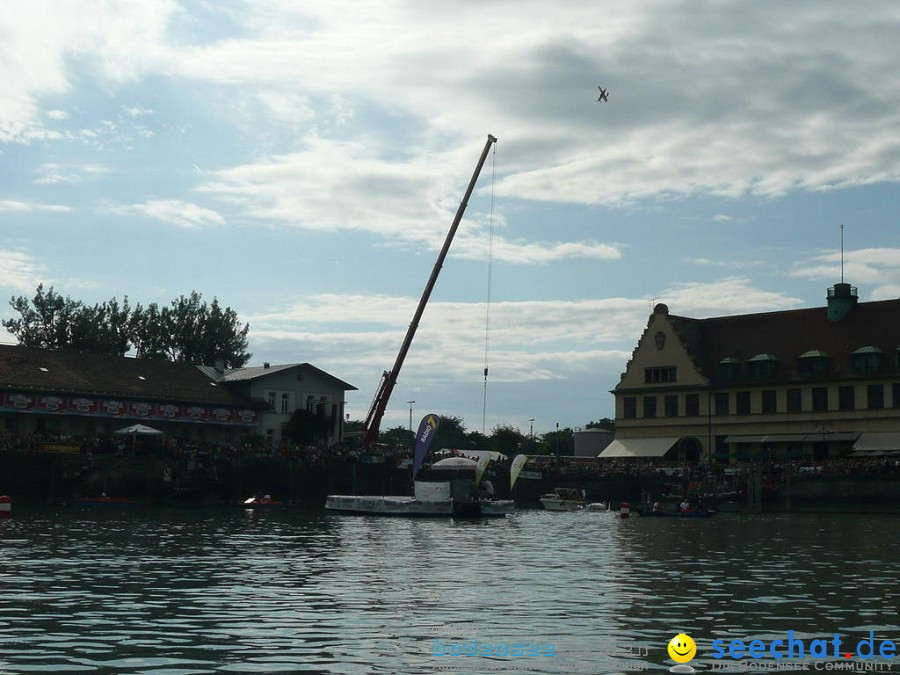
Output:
[718, 358, 740, 381]
[851, 346, 883, 373]
[747, 353, 778, 379]
[798, 350, 829, 375]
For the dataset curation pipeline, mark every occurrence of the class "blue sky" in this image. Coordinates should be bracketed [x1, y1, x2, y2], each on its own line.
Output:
[2, 1, 900, 436]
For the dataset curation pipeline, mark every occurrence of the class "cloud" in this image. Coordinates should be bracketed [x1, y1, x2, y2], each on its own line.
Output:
[245, 277, 801, 388]
[6, 1, 900, 209]
[791, 247, 900, 298]
[0, 249, 45, 292]
[33, 162, 110, 185]
[0, 200, 72, 213]
[103, 200, 225, 228]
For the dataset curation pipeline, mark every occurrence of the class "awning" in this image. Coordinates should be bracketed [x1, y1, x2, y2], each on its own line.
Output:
[723, 433, 848, 444]
[724, 435, 767, 444]
[852, 432, 900, 454]
[598, 437, 679, 458]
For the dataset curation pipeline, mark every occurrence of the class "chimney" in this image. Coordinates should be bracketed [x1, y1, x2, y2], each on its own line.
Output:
[214, 359, 225, 374]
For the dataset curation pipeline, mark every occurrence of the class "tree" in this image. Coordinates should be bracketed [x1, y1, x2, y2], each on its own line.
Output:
[4, 285, 251, 367]
[379, 426, 414, 447]
[489, 424, 525, 456]
[538, 427, 575, 457]
[432, 415, 469, 450]
[2, 284, 134, 356]
[284, 409, 332, 445]
[586, 418, 615, 431]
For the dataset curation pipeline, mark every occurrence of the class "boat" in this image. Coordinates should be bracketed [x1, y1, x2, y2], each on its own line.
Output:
[539, 487, 587, 511]
[242, 495, 284, 509]
[325, 457, 514, 518]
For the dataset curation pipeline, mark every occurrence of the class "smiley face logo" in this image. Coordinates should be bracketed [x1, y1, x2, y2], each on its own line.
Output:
[667, 633, 696, 663]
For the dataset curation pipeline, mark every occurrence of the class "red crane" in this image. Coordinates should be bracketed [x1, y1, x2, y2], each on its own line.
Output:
[362, 134, 498, 446]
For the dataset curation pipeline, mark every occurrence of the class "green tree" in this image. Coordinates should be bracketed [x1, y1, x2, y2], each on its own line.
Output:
[379, 425, 414, 447]
[538, 427, 575, 457]
[2, 284, 134, 356]
[432, 415, 469, 450]
[4, 285, 251, 367]
[283, 409, 332, 445]
[489, 424, 525, 456]
[586, 418, 615, 431]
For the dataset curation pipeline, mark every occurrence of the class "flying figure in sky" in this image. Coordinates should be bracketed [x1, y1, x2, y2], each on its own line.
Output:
[597, 86, 609, 102]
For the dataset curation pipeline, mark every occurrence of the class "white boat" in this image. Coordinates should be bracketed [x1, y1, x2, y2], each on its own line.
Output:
[325, 457, 514, 518]
[539, 487, 587, 511]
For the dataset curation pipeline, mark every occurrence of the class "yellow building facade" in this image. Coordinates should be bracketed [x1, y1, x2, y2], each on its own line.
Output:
[609, 284, 900, 462]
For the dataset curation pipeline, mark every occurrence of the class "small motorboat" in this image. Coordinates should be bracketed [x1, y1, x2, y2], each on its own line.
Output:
[539, 487, 587, 511]
[242, 495, 284, 509]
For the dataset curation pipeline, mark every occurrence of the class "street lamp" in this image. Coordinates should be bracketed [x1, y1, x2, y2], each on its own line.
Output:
[555, 422, 560, 465]
[407, 400, 416, 432]
[529, 418, 535, 440]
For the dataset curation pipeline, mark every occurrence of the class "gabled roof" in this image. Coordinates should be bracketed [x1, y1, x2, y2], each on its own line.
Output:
[667, 297, 900, 384]
[214, 362, 357, 391]
[0, 344, 261, 407]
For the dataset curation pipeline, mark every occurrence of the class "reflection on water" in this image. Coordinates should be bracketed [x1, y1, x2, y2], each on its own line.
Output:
[0, 508, 898, 673]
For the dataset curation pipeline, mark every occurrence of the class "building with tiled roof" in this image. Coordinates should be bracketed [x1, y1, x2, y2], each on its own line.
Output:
[0, 346, 354, 445]
[204, 361, 357, 444]
[606, 283, 900, 462]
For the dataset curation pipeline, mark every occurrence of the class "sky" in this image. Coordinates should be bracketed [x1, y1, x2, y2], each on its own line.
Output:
[2, 1, 900, 437]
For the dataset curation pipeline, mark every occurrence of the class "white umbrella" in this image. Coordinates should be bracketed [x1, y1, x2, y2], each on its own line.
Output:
[114, 424, 163, 436]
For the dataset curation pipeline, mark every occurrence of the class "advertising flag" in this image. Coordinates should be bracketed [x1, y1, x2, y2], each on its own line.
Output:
[475, 454, 491, 486]
[412, 414, 441, 478]
[510, 454, 528, 490]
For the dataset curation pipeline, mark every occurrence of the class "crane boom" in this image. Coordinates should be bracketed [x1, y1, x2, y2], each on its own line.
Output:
[362, 134, 498, 446]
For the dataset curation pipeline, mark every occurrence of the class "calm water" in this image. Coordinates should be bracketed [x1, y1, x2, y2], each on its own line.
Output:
[0, 507, 898, 674]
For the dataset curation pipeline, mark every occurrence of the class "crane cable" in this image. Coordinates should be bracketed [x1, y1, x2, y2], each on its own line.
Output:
[482, 142, 497, 435]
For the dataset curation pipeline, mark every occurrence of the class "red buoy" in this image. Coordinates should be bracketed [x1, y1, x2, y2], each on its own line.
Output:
[620, 500, 630, 518]
[0, 495, 11, 518]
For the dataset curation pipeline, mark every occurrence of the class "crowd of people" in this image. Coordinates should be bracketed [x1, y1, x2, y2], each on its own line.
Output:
[2, 431, 899, 480]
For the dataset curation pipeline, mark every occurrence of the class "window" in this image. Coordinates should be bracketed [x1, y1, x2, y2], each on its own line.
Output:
[812, 387, 829, 411]
[736, 391, 751, 415]
[798, 351, 829, 376]
[867, 384, 884, 410]
[718, 358, 740, 381]
[851, 347, 884, 373]
[761, 390, 777, 414]
[685, 394, 700, 417]
[665, 395, 678, 417]
[644, 366, 676, 383]
[306, 395, 315, 411]
[838, 385, 855, 411]
[643, 396, 657, 418]
[747, 354, 778, 379]
[893, 383, 900, 408]
[281, 393, 290, 413]
[787, 388, 802, 413]
[623, 397, 637, 419]
[267, 392, 276, 409]
[714, 392, 729, 416]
